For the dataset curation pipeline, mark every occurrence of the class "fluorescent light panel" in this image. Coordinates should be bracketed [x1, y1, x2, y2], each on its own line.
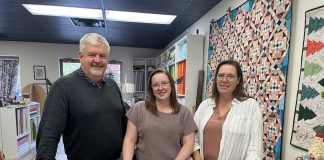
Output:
[22, 4, 176, 24]
[106, 10, 176, 24]
[23, 4, 103, 20]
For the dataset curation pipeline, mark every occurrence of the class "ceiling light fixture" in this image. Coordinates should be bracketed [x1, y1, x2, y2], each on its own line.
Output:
[22, 4, 103, 20]
[106, 10, 176, 24]
[22, 4, 176, 25]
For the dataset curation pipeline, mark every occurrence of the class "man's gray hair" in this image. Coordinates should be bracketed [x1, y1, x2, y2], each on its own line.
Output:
[79, 33, 110, 54]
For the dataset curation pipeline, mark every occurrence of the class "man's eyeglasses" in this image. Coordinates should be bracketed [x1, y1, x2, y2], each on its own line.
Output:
[152, 81, 169, 90]
[216, 73, 237, 81]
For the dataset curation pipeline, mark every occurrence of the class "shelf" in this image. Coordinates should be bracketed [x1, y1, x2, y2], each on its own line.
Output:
[0, 102, 41, 159]
[30, 114, 40, 119]
[30, 111, 38, 114]
[17, 131, 30, 139]
[176, 58, 186, 63]
[165, 59, 175, 67]
[18, 145, 30, 157]
[156, 34, 204, 111]
[30, 141, 36, 149]
[7, 105, 25, 109]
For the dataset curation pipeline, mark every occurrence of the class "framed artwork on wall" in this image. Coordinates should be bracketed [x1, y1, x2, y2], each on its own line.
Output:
[33, 65, 46, 80]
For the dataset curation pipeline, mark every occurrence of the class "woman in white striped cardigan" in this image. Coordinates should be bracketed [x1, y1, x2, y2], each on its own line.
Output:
[193, 60, 263, 160]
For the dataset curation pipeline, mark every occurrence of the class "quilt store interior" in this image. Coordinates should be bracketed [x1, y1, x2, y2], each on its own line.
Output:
[0, 0, 323, 159]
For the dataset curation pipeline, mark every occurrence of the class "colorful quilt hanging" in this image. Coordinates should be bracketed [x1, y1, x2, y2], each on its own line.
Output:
[291, 5, 324, 151]
[206, 0, 291, 159]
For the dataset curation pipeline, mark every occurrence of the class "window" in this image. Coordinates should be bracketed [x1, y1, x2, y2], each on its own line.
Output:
[59, 58, 122, 84]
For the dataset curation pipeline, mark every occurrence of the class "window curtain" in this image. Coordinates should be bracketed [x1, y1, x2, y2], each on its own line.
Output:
[0, 57, 19, 100]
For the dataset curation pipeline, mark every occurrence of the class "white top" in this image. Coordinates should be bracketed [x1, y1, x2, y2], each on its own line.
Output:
[194, 98, 263, 160]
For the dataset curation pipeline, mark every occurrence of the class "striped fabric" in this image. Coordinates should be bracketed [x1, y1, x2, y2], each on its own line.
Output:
[194, 98, 263, 160]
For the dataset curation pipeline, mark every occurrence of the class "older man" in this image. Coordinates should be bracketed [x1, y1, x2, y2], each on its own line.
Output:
[36, 33, 125, 160]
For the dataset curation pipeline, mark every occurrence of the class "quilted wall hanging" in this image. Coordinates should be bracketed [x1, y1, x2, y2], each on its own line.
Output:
[206, 0, 291, 159]
[291, 5, 324, 151]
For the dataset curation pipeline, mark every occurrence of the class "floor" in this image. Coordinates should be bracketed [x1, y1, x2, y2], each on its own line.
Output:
[21, 138, 67, 160]
[21, 138, 122, 160]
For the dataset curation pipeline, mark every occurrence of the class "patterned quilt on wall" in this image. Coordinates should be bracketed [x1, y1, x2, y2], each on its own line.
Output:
[0, 58, 19, 100]
[290, 5, 324, 151]
[206, 0, 291, 159]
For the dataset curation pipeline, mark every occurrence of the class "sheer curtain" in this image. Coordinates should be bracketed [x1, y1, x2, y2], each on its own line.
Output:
[0, 56, 20, 101]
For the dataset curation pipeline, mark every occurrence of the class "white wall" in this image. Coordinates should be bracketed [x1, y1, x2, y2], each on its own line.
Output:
[169, 0, 324, 159]
[0, 41, 161, 88]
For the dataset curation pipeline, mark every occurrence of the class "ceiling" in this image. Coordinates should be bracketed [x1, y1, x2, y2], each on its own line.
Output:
[0, 0, 222, 49]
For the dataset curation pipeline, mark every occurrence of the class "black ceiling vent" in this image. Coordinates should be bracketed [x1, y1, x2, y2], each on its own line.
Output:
[0, 33, 8, 38]
[71, 18, 105, 28]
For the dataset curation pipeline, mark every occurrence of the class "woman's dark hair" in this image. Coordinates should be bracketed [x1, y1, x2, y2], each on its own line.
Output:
[211, 60, 249, 101]
[145, 68, 181, 116]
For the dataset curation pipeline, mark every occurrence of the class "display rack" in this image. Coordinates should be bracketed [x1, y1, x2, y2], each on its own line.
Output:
[132, 58, 156, 102]
[0, 102, 41, 159]
[156, 34, 204, 111]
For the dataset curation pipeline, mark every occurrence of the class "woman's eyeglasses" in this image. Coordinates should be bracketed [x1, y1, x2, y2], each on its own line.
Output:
[216, 73, 237, 81]
[151, 81, 169, 90]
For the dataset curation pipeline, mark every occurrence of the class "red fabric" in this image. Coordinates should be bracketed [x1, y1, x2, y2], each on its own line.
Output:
[306, 40, 324, 57]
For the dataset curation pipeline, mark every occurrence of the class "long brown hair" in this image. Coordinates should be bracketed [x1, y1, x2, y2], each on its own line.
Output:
[145, 68, 181, 116]
[211, 60, 250, 101]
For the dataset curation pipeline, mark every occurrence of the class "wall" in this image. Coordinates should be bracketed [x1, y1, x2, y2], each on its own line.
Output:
[0, 41, 161, 88]
[169, 0, 324, 159]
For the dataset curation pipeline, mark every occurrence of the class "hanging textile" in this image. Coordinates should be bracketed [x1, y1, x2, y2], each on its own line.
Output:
[0, 56, 20, 101]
